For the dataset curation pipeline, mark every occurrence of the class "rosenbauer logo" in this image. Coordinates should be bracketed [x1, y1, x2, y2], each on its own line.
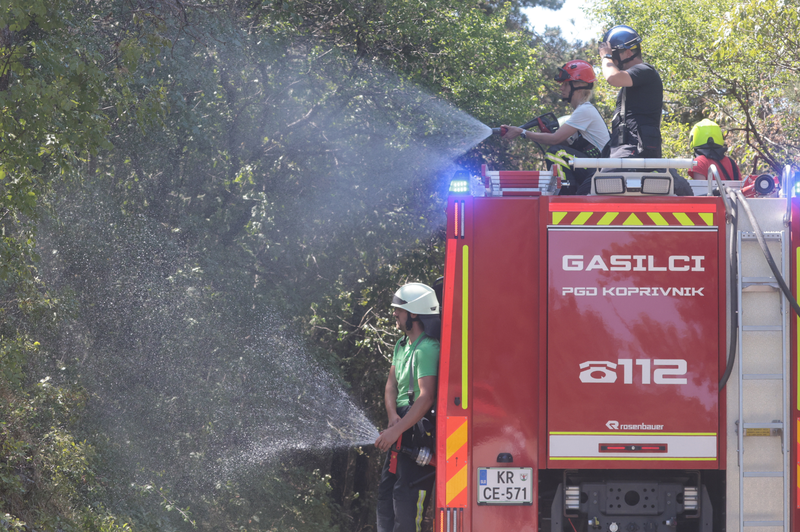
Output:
[579, 359, 688, 385]
[606, 420, 664, 431]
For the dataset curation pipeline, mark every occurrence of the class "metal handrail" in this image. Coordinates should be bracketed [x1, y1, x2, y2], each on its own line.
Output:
[707, 165, 735, 222]
[782, 165, 794, 226]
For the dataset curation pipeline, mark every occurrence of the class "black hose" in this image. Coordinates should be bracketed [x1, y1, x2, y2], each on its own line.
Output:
[409, 471, 435, 489]
[493, 119, 551, 158]
[718, 190, 739, 391]
[516, 118, 552, 158]
[734, 190, 800, 318]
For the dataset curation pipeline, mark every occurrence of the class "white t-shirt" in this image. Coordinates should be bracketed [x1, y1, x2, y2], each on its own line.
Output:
[564, 102, 610, 153]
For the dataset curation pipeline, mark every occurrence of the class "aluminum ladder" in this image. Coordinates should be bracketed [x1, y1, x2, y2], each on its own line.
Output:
[728, 198, 791, 532]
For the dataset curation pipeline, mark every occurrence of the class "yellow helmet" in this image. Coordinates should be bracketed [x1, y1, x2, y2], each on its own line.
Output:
[689, 119, 724, 149]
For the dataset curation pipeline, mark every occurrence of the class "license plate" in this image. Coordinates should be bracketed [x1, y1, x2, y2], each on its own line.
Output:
[477, 467, 533, 505]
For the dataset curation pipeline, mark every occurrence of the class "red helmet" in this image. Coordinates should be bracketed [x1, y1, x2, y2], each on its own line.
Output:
[554, 60, 597, 84]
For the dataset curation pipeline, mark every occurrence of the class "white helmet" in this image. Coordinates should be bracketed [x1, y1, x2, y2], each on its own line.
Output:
[391, 283, 439, 315]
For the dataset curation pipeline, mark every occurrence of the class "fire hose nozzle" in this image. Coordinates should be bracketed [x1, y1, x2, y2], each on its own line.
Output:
[401, 446, 433, 467]
[491, 127, 508, 136]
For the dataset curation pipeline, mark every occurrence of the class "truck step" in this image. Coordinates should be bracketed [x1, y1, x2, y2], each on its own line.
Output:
[742, 422, 783, 429]
[741, 325, 782, 331]
[742, 374, 783, 380]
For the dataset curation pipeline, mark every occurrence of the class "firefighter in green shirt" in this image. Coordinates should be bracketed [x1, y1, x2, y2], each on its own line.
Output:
[375, 282, 440, 532]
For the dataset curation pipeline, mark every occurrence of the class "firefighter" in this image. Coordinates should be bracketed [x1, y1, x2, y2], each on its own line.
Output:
[591, 25, 663, 191]
[501, 60, 610, 195]
[687, 118, 741, 180]
[375, 282, 440, 532]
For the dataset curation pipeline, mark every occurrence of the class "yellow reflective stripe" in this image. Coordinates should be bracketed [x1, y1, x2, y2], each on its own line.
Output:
[546, 153, 568, 167]
[623, 213, 643, 225]
[550, 457, 717, 461]
[572, 212, 593, 225]
[415, 490, 426, 532]
[598, 212, 618, 225]
[699, 212, 714, 225]
[447, 420, 468, 459]
[647, 212, 669, 226]
[549, 211, 715, 226]
[461, 245, 469, 409]
[550, 431, 717, 436]
[446, 465, 468, 503]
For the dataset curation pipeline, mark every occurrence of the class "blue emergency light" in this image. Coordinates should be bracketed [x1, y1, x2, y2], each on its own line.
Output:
[449, 171, 471, 195]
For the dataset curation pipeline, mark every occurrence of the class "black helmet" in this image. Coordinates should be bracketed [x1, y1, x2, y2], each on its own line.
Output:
[603, 25, 642, 66]
[603, 25, 642, 50]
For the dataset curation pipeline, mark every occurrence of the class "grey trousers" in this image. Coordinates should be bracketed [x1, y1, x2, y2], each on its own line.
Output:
[376, 449, 434, 532]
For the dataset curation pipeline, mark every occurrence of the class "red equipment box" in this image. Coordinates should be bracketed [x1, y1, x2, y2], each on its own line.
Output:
[545, 197, 726, 469]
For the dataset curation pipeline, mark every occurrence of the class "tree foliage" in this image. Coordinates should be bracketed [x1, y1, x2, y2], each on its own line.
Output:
[0, 0, 798, 531]
[588, 0, 800, 172]
[12, 0, 798, 531]
[0, 0, 561, 531]
[7, 0, 799, 530]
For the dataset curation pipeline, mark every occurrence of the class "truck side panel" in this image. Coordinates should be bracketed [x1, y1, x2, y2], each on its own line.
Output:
[471, 197, 540, 531]
[544, 197, 725, 470]
[793, 197, 799, 532]
[437, 196, 473, 528]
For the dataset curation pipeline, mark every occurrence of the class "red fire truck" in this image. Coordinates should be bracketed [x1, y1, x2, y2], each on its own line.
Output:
[434, 159, 797, 532]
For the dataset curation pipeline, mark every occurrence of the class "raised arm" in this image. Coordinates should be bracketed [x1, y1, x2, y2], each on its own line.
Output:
[599, 42, 633, 87]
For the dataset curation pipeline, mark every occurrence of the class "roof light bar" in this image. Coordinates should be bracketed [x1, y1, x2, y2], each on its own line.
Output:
[594, 176, 626, 195]
[641, 176, 672, 195]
